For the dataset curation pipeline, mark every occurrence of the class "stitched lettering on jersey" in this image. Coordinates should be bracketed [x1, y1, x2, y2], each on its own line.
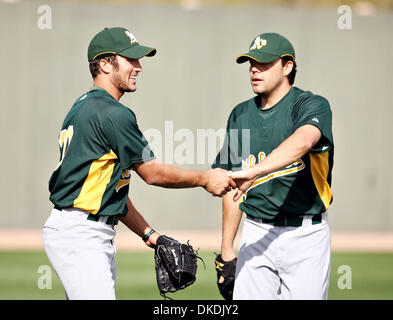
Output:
[55, 125, 74, 170]
[242, 152, 305, 199]
[116, 169, 131, 192]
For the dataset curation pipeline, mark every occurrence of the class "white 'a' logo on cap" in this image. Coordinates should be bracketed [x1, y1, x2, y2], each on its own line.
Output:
[250, 36, 267, 51]
[125, 31, 138, 45]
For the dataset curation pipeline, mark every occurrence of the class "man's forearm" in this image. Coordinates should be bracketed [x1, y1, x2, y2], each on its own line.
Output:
[134, 159, 235, 197]
[221, 189, 243, 261]
[120, 197, 159, 247]
[251, 124, 321, 179]
[229, 125, 323, 202]
[146, 163, 207, 189]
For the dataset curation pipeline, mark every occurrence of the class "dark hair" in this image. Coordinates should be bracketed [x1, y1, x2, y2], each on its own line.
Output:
[281, 56, 297, 85]
[89, 54, 119, 78]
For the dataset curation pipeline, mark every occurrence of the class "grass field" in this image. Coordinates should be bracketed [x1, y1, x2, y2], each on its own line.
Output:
[0, 251, 392, 300]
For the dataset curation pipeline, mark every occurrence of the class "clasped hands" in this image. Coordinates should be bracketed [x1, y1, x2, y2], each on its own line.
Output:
[205, 167, 257, 201]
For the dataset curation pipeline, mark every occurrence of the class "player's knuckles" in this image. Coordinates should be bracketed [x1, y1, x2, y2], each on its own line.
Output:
[228, 181, 235, 188]
[220, 190, 228, 197]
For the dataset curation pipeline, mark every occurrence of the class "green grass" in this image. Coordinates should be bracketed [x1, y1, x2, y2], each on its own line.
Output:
[328, 253, 393, 300]
[0, 251, 392, 300]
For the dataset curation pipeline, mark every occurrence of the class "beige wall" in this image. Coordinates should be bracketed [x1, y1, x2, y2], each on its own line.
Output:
[0, 1, 392, 231]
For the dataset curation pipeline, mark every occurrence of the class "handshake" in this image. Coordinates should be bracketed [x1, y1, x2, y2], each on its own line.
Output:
[134, 159, 257, 201]
[204, 168, 256, 200]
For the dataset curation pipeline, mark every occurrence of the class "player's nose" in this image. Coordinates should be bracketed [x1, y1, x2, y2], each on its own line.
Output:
[249, 62, 259, 73]
[133, 59, 142, 73]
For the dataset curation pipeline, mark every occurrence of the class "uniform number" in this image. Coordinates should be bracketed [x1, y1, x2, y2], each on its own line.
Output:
[55, 125, 74, 170]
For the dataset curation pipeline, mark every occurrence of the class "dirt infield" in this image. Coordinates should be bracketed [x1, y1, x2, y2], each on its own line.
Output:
[1, 229, 393, 252]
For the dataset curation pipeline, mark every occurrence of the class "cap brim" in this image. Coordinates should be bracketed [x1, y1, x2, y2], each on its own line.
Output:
[236, 51, 280, 64]
[119, 45, 157, 59]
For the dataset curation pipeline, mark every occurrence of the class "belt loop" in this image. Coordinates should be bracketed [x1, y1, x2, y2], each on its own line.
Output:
[312, 213, 322, 225]
[301, 215, 312, 227]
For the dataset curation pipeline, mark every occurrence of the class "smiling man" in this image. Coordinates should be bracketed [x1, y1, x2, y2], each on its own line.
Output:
[43, 27, 235, 300]
[213, 33, 334, 300]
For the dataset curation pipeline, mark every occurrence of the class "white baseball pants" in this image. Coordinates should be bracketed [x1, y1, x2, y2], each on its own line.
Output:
[42, 208, 117, 300]
[233, 212, 331, 300]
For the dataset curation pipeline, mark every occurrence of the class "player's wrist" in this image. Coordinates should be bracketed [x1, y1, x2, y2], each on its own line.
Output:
[220, 247, 237, 261]
[199, 171, 209, 189]
[146, 232, 160, 247]
[250, 165, 263, 180]
[142, 228, 155, 242]
[142, 229, 160, 247]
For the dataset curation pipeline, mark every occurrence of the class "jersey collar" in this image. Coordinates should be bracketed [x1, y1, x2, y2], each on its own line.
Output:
[89, 85, 108, 93]
[88, 86, 118, 101]
[254, 86, 294, 112]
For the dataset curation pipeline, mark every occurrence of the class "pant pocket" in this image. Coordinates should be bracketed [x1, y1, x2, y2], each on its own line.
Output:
[42, 226, 59, 233]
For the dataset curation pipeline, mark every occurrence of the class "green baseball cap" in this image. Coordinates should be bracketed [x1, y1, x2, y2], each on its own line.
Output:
[87, 27, 157, 62]
[236, 33, 295, 64]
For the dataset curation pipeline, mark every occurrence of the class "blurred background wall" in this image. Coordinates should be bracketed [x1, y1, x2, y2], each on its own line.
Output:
[0, 0, 392, 231]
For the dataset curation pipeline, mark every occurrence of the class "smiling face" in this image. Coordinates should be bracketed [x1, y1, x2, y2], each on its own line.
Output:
[110, 55, 142, 93]
[249, 58, 292, 96]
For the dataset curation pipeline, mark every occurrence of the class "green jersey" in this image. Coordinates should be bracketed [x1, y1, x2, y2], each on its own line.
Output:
[212, 86, 333, 220]
[49, 86, 155, 217]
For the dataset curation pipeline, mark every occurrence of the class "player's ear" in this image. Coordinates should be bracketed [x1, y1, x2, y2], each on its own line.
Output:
[283, 60, 294, 77]
[99, 58, 112, 75]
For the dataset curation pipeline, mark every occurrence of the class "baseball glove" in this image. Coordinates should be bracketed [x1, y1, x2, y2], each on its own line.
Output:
[154, 235, 204, 299]
[215, 253, 237, 300]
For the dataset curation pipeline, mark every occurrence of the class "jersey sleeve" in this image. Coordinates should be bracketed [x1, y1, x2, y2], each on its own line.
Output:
[292, 95, 333, 153]
[102, 107, 155, 170]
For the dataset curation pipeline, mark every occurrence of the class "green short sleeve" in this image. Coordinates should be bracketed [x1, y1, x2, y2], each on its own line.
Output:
[292, 95, 333, 153]
[102, 107, 155, 170]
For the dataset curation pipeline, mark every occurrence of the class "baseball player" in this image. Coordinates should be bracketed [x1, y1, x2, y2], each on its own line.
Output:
[213, 33, 334, 300]
[43, 27, 235, 300]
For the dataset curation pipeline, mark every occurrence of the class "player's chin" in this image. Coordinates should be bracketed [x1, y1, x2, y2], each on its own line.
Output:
[128, 82, 137, 92]
[251, 82, 264, 93]
[252, 86, 266, 95]
[123, 84, 137, 93]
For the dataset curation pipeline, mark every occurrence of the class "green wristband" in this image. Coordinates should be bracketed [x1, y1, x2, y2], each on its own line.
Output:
[142, 229, 155, 242]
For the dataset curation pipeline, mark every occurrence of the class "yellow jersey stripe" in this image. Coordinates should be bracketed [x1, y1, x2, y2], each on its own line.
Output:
[309, 152, 332, 210]
[251, 161, 305, 187]
[116, 179, 130, 192]
[73, 150, 118, 214]
[244, 160, 305, 198]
